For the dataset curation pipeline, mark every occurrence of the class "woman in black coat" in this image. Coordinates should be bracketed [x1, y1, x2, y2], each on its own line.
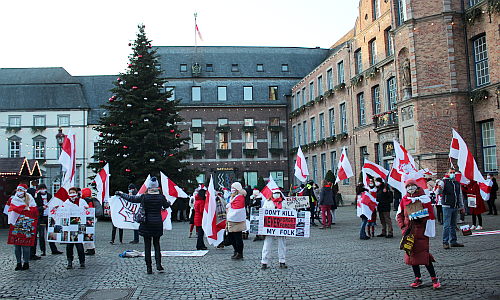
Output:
[117, 177, 170, 274]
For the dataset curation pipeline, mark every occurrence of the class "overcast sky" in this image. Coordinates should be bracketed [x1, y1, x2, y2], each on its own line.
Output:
[0, 0, 359, 76]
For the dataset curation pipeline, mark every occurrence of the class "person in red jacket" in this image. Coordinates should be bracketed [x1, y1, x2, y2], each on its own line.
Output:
[194, 189, 207, 250]
[464, 180, 487, 230]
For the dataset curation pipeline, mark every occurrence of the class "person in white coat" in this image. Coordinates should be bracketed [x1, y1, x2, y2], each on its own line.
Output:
[261, 189, 287, 269]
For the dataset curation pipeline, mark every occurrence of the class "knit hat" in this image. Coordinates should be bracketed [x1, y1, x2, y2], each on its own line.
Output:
[231, 182, 243, 192]
[147, 177, 159, 189]
[272, 188, 281, 194]
[17, 183, 28, 191]
[38, 183, 47, 190]
[405, 178, 418, 187]
[128, 183, 136, 190]
[81, 188, 92, 198]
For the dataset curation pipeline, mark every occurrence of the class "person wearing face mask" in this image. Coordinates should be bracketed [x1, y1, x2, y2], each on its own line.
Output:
[250, 188, 264, 241]
[397, 178, 440, 289]
[375, 178, 394, 238]
[127, 183, 140, 244]
[225, 182, 247, 260]
[464, 180, 487, 230]
[64, 187, 89, 269]
[260, 189, 287, 269]
[438, 168, 465, 249]
[486, 174, 498, 215]
[34, 184, 63, 256]
[8, 183, 38, 270]
[318, 180, 334, 229]
[366, 179, 378, 237]
[194, 189, 207, 250]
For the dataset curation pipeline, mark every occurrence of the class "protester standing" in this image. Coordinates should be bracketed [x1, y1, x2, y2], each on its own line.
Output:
[188, 194, 197, 238]
[34, 184, 63, 256]
[397, 178, 440, 289]
[465, 180, 487, 230]
[375, 178, 393, 238]
[261, 189, 287, 269]
[438, 169, 465, 249]
[64, 187, 88, 269]
[81, 188, 97, 255]
[117, 177, 171, 274]
[250, 188, 264, 241]
[356, 183, 370, 240]
[226, 182, 247, 260]
[194, 189, 207, 250]
[318, 180, 334, 229]
[366, 179, 377, 237]
[304, 180, 318, 226]
[128, 184, 140, 244]
[487, 174, 498, 215]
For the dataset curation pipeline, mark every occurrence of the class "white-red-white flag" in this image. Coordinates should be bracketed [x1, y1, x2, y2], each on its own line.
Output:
[202, 175, 226, 246]
[418, 168, 436, 176]
[479, 179, 493, 201]
[261, 174, 280, 200]
[138, 175, 151, 195]
[196, 24, 204, 42]
[58, 127, 76, 190]
[363, 160, 389, 180]
[160, 172, 189, 205]
[388, 140, 419, 194]
[449, 129, 485, 183]
[294, 146, 309, 182]
[357, 191, 378, 219]
[335, 147, 353, 184]
[93, 163, 109, 205]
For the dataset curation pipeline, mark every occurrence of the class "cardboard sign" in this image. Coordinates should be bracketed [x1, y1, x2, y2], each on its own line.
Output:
[47, 206, 95, 243]
[282, 196, 309, 210]
[255, 208, 310, 238]
[405, 200, 423, 215]
[8, 210, 39, 246]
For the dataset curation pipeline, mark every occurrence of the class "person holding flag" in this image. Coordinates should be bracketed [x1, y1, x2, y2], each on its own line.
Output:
[225, 182, 247, 260]
[260, 188, 287, 269]
[194, 189, 207, 250]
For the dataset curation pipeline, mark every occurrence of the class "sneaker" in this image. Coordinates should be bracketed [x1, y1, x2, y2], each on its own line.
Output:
[157, 265, 165, 273]
[451, 243, 464, 247]
[376, 234, 386, 237]
[476, 225, 483, 230]
[411, 277, 423, 288]
[261, 264, 267, 270]
[279, 263, 288, 269]
[79, 263, 85, 269]
[457, 220, 464, 224]
[432, 277, 441, 289]
[470, 225, 476, 230]
[443, 243, 450, 249]
[85, 249, 95, 256]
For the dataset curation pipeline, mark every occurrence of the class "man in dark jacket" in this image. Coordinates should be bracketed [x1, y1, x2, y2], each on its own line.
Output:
[438, 169, 465, 249]
[375, 178, 393, 238]
[244, 185, 253, 219]
[128, 183, 140, 244]
[319, 180, 334, 229]
[34, 184, 63, 256]
[304, 180, 318, 226]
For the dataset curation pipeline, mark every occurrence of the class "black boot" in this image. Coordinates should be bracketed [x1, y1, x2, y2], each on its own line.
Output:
[22, 263, 29, 270]
[84, 249, 95, 256]
[156, 263, 164, 273]
[66, 261, 73, 269]
[15, 263, 22, 271]
[147, 265, 153, 274]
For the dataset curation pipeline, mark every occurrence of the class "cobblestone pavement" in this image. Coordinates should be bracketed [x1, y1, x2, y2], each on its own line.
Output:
[1, 206, 499, 300]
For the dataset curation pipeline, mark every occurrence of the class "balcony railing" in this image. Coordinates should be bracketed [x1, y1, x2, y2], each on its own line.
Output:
[374, 110, 398, 130]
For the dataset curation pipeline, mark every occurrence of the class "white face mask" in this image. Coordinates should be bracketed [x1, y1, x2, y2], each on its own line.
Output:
[487, 175, 491, 180]
[375, 182, 381, 187]
[39, 189, 47, 194]
[253, 190, 259, 196]
[69, 193, 78, 201]
[230, 188, 236, 195]
[272, 193, 280, 199]
[16, 191, 25, 198]
[406, 185, 417, 195]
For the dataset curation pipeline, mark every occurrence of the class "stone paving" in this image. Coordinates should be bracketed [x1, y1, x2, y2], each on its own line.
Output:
[1, 206, 499, 300]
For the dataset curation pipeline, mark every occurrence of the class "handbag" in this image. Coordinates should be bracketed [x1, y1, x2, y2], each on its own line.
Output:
[467, 194, 477, 208]
[134, 196, 146, 223]
[399, 223, 415, 255]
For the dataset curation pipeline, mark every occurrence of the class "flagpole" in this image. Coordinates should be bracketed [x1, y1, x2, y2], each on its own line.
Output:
[194, 11, 198, 65]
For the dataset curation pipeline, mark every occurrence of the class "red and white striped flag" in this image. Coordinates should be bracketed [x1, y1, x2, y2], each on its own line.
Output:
[363, 160, 389, 180]
[137, 175, 151, 195]
[449, 129, 485, 183]
[202, 175, 226, 246]
[58, 127, 76, 190]
[479, 179, 493, 201]
[454, 171, 469, 185]
[93, 163, 109, 205]
[418, 168, 436, 176]
[294, 146, 309, 183]
[357, 191, 378, 219]
[388, 140, 419, 194]
[160, 172, 189, 205]
[196, 24, 204, 42]
[261, 174, 280, 200]
[335, 147, 353, 184]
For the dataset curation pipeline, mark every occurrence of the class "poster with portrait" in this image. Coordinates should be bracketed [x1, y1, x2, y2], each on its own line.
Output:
[7, 210, 39, 246]
[47, 206, 95, 243]
[256, 208, 310, 238]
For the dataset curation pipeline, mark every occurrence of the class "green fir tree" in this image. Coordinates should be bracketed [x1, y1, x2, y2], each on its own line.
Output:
[89, 25, 199, 193]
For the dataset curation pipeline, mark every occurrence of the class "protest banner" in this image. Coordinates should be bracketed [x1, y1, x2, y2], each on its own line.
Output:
[47, 206, 95, 243]
[8, 209, 38, 246]
[256, 208, 311, 237]
[282, 196, 309, 210]
[107, 195, 172, 230]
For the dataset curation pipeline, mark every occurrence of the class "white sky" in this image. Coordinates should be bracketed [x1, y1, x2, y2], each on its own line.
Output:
[0, 0, 360, 76]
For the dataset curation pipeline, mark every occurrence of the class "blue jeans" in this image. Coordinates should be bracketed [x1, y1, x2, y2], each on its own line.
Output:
[15, 245, 30, 263]
[443, 206, 458, 245]
[360, 216, 368, 238]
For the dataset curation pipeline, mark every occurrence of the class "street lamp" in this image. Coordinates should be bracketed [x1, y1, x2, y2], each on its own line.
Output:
[55, 127, 65, 189]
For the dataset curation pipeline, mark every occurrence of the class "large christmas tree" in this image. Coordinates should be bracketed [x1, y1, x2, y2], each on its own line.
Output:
[89, 24, 198, 193]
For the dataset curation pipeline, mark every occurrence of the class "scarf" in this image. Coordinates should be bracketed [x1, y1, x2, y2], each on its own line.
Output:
[272, 197, 282, 209]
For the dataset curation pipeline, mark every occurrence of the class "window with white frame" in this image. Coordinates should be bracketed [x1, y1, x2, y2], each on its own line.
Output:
[218, 132, 229, 150]
[327, 69, 333, 90]
[355, 49, 362, 74]
[257, 64, 264, 72]
[218, 118, 228, 126]
[270, 131, 280, 148]
[33, 115, 45, 127]
[370, 39, 377, 65]
[192, 87, 201, 101]
[269, 86, 278, 101]
[385, 27, 393, 56]
[338, 61, 345, 84]
[192, 118, 202, 127]
[358, 93, 366, 126]
[309, 82, 314, 101]
[321, 153, 327, 180]
[319, 113, 325, 139]
[373, 0, 380, 20]
[281, 64, 289, 72]
[373, 85, 381, 114]
[296, 91, 301, 107]
[244, 86, 253, 101]
[388, 77, 397, 110]
[473, 35, 490, 87]
[9, 137, 20, 158]
[166, 87, 175, 101]
[303, 120, 308, 144]
[398, 0, 407, 26]
[297, 123, 302, 145]
[192, 132, 202, 150]
[481, 121, 497, 173]
[9, 116, 21, 127]
[293, 126, 297, 147]
[340, 103, 347, 133]
[329, 108, 335, 136]
[291, 95, 295, 111]
[244, 172, 258, 187]
[244, 119, 254, 126]
[331, 151, 337, 175]
[218, 86, 227, 101]
[312, 155, 318, 183]
[244, 132, 255, 149]
[180, 64, 187, 72]
[311, 117, 316, 142]
[302, 87, 306, 105]
[33, 138, 46, 159]
[469, 0, 480, 7]
[318, 76, 323, 96]
[57, 115, 70, 127]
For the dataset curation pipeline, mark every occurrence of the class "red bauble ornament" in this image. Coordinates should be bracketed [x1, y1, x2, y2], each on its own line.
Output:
[99, 133, 103, 137]
[176, 134, 180, 138]
[99, 160, 104, 164]
[169, 154, 173, 157]
[128, 43, 131, 46]
[128, 63, 132, 67]
[148, 44, 152, 48]
[170, 129, 175, 133]
[157, 108, 161, 111]
[109, 98, 114, 102]
[130, 121, 133, 124]
[138, 55, 142, 58]
[132, 86, 138, 90]
[110, 124, 115, 127]
[117, 78, 121, 81]
[123, 146, 128, 149]
[126, 169, 131, 172]
[111, 95, 116, 100]
[142, 25, 145, 28]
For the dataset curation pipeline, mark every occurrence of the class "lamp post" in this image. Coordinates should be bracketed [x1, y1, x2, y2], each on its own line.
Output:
[55, 127, 65, 189]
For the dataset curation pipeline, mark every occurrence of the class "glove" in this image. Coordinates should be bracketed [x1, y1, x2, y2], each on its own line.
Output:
[115, 191, 121, 196]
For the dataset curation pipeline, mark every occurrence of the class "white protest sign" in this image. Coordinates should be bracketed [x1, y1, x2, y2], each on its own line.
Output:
[47, 206, 95, 243]
[257, 208, 310, 238]
[108, 195, 172, 230]
[282, 196, 309, 210]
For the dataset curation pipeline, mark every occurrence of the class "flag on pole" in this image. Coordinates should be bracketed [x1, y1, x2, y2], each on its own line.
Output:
[261, 174, 280, 200]
[357, 191, 378, 219]
[294, 145, 309, 182]
[202, 175, 226, 246]
[418, 168, 436, 176]
[449, 129, 485, 183]
[196, 24, 204, 42]
[363, 160, 389, 180]
[160, 172, 189, 205]
[58, 127, 76, 190]
[93, 163, 109, 205]
[479, 179, 493, 201]
[335, 147, 353, 184]
[388, 140, 419, 194]
[138, 175, 151, 195]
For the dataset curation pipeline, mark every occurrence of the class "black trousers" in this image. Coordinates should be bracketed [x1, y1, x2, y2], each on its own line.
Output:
[196, 226, 206, 249]
[143, 236, 161, 267]
[66, 243, 85, 264]
[309, 203, 316, 223]
[436, 205, 443, 224]
[472, 214, 482, 226]
[111, 225, 123, 242]
[412, 261, 436, 278]
[227, 232, 243, 254]
[487, 199, 497, 214]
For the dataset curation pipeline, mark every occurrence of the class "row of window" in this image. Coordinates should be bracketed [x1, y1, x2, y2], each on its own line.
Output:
[354, 27, 394, 75]
[357, 77, 397, 125]
[7, 115, 70, 127]
[7, 136, 47, 159]
[167, 86, 280, 102]
[179, 63, 289, 73]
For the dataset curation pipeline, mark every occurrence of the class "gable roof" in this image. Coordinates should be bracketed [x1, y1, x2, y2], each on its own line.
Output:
[75, 75, 116, 124]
